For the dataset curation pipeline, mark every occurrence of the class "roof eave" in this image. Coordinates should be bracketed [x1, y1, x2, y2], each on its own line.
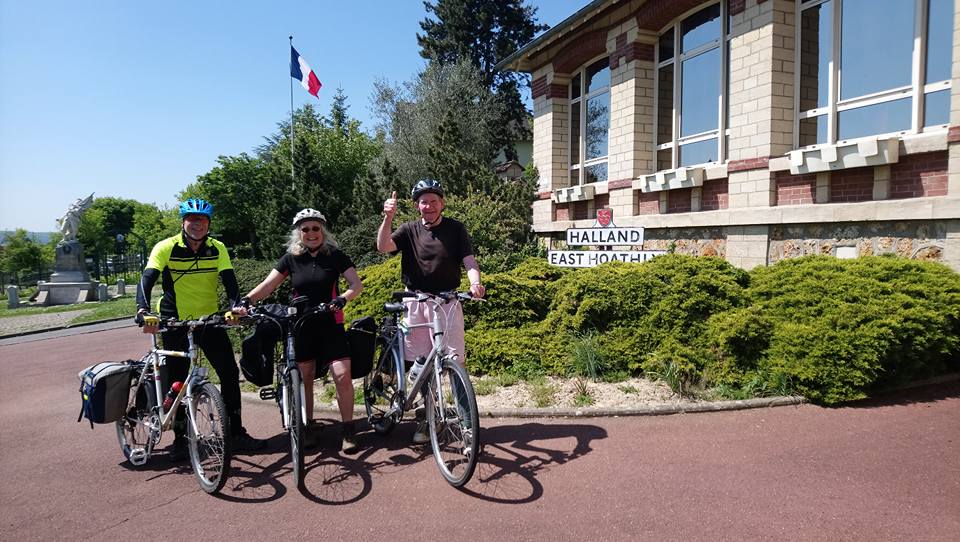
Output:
[496, 0, 619, 73]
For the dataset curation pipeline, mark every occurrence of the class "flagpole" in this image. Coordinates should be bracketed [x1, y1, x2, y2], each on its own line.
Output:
[289, 35, 296, 190]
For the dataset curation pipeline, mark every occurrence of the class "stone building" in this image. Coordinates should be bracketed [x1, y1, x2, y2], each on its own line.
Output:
[498, 0, 960, 270]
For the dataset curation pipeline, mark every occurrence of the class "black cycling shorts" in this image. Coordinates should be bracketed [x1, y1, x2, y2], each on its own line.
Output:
[294, 318, 350, 366]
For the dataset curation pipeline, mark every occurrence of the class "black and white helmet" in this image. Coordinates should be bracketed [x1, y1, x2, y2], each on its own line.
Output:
[292, 208, 326, 227]
[411, 178, 444, 201]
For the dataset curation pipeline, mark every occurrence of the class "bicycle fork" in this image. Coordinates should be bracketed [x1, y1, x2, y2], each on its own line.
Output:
[280, 334, 306, 429]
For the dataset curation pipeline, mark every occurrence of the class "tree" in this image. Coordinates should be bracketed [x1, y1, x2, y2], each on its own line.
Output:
[372, 59, 509, 189]
[78, 197, 167, 257]
[188, 153, 269, 257]
[418, 0, 545, 86]
[190, 97, 380, 260]
[329, 86, 350, 136]
[417, 0, 546, 157]
[0, 229, 47, 276]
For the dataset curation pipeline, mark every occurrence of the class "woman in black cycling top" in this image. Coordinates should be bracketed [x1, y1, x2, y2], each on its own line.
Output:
[237, 208, 363, 453]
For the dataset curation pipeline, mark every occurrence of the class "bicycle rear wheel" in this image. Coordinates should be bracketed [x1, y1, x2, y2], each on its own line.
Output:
[363, 339, 401, 435]
[286, 367, 305, 489]
[187, 382, 231, 494]
[426, 357, 480, 488]
[116, 369, 157, 467]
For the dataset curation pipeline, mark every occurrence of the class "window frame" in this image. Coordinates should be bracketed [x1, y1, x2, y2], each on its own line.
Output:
[794, 0, 951, 150]
[653, 1, 729, 171]
[568, 55, 611, 186]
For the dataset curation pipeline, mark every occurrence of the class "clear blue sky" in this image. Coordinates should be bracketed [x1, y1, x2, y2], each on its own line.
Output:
[0, 0, 585, 233]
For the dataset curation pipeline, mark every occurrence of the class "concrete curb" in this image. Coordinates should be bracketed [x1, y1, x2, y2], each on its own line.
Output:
[241, 391, 806, 419]
[239, 372, 959, 419]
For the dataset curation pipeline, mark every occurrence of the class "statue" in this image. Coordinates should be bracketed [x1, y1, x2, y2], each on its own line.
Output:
[38, 193, 98, 305]
[57, 193, 94, 243]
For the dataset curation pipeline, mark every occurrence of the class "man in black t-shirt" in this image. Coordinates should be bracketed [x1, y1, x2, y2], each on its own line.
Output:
[377, 179, 484, 442]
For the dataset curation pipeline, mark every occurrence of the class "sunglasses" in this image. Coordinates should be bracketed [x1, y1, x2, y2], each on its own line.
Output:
[300, 226, 322, 233]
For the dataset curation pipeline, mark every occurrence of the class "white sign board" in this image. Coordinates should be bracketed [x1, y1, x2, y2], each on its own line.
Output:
[566, 227, 646, 246]
[548, 250, 666, 268]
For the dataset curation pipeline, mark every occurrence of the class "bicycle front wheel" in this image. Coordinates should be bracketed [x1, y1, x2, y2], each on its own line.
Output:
[363, 339, 401, 435]
[187, 382, 231, 494]
[286, 367, 305, 489]
[116, 369, 156, 467]
[426, 357, 480, 488]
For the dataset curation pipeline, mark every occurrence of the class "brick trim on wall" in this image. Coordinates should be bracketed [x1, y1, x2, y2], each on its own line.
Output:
[948, 126, 960, 143]
[537, 191, 552, 200]
[728, 0, 746, 16]
[701, 178, 729, 211]
[610, 35, 655, 69]
[608, 179, 633, 190]
[553, 29, 608, 74]
[889, 151, 948, 199]
[728, 156, 773, 172]
[532, 78, 569, 100]
[532, 76, 548, 99]
[637, 0, 708, 30]
[830, 168, 873, 203]
[774, 171, 816, 206]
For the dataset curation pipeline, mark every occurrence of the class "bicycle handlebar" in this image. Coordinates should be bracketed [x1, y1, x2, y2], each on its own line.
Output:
[148, 313, 238, 330]
[391, 290, 483, 303]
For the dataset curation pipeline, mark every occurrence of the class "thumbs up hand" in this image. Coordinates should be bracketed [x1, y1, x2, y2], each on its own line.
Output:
[383, 191, 398, 220]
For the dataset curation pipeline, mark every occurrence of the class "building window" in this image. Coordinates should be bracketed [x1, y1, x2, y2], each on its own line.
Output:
[796, 0, 952, 148]
[654, 3, 727, 170]
[569, 57, 610, 185]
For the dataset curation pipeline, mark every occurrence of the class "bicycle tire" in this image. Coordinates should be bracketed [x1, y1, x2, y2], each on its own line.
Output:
[363, 338, 401, 435]
[116, 368, 157, 467]
[426, 357, 480, 488]
[287, 367, 305, 489]
[187, 382, 232, 494]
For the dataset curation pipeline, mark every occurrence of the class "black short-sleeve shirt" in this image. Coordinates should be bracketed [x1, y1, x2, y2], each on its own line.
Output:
[391, 217, 473, 293]
[275, 248, 354, 364]
[275, 248, 355, 306]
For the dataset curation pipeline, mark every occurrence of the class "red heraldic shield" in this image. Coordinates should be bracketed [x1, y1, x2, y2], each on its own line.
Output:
[597, 208, 613, 227]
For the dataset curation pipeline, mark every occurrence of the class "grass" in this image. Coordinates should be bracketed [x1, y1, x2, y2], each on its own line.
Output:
[2, 288, 148, 325]
[618, 384, 640, 395]
[528, 376, 556, 408]
[473, 377, 498, 396]
[573, 393, 594, 406]
[72, 297, 139, 323]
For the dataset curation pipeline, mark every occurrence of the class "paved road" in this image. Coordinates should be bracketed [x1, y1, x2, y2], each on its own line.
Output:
[1, 328, 958, 541]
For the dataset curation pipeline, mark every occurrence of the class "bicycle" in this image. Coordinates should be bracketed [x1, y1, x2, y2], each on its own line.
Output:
[362, 290, 481, 487]
[116, 313, 233, 494]
[244, 297, 332, 489]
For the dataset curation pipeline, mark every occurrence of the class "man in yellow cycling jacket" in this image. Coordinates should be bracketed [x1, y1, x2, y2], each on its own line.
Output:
[135, 198, 265, 460]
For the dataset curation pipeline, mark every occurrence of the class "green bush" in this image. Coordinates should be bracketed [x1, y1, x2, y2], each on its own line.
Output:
[465, 324, 545, 375]
[464, 268, 554, 330]
[461, 255, 747, 378]
[344, 257, 403, 323]
[708, 256, 960, 404]
[224, 258, 292, 306]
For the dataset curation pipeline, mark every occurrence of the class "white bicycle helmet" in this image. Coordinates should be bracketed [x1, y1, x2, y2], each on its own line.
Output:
[292, 208, 326, 226]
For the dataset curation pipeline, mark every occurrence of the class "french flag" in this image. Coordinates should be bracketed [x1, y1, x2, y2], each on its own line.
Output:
[290, 46, 321, 98]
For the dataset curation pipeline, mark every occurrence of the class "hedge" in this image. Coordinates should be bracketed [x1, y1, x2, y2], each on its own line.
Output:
[228, 252, 960, 406]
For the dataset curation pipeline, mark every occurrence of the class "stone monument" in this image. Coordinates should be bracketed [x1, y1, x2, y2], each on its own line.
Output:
[36, 194, 100, 305]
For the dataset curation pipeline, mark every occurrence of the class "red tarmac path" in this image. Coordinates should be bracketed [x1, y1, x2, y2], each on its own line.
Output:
[1, 326, 958, 541]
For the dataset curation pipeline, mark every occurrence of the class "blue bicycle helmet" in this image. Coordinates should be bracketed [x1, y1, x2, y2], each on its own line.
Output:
[411, 178, 444, 201]
[178, 198, 213, 219]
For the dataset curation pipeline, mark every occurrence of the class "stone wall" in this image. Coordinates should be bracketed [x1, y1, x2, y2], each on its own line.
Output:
[768, 221, 949, 264]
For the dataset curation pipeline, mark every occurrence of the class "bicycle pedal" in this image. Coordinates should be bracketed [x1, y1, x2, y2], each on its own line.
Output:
[258, 387, 276, 400]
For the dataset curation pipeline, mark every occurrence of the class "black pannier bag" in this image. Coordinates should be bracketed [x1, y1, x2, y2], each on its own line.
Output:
[239, 303, 287, 387]
[77, 361, 137, 428]
[346, 316, 377, 379]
